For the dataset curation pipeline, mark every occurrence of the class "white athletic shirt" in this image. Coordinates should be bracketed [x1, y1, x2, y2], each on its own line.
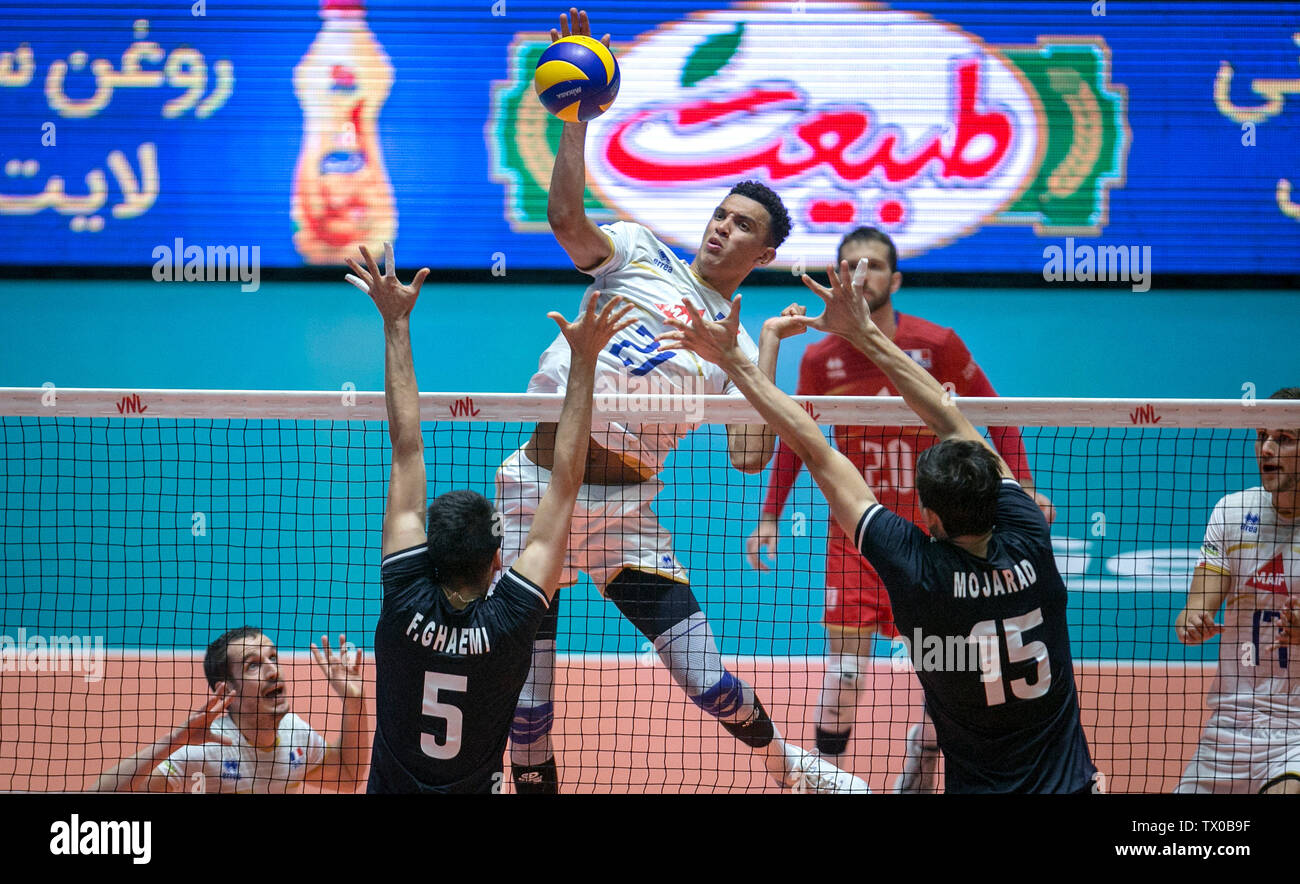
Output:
[155, 712, 327, 793]
[527, 221, 760, 475]
[1196, 487, 1300, 728]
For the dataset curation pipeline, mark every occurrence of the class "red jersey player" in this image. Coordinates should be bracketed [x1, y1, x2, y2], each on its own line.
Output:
[746, 227, 1055, 792]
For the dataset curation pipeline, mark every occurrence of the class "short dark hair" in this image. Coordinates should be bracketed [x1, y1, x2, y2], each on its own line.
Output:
[203, 626, 265, 690]
[1269, 387, 1300, 401]
[837, 226, 898, 273]
[728, 180, 791, 249]
[915, 440, 1004, 538]
[426, 490, 501, 586]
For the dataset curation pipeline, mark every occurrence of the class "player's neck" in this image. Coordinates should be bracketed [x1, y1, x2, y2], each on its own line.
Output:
[688, 258, 739, 298]
[443, 584, 483, 610]
[952, 532, 992, 559]
[1272, 490, 1299, 521]
[231, 713, 278, 751]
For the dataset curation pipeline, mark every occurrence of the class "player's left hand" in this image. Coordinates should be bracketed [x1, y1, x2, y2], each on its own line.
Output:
[657, 295, 744, 366]
[761, 303, 810, 341]
[1269, 596, 1300, 649]
[345, 243, 430, 323]
[311, 634, 365, 700]
[796, 260, 878, 342]
[1033, 492, 1056, 526]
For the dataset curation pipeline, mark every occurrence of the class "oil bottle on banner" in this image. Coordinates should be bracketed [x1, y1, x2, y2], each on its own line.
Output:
[291, 0, 396, 264]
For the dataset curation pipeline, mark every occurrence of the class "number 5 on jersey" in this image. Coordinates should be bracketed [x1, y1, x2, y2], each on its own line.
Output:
[421, 671, 467, 760]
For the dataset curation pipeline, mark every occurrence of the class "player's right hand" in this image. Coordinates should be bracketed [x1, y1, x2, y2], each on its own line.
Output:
[1175, 607, 1224, 645]
[548, 292, 636, 363]
[177, 683, 235, 747]
[552, 8, 611, 48]
[345, 242, 430, 323]
[746, 517, 780, 571]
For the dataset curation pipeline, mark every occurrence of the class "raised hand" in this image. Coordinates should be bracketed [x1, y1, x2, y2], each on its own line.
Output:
[657, 295, 745, 367]
[548, 292, 636, 363]
[311, 634, 365, 701]
[762, 302, 810, 342]
[798, 260, 878, 343]
[345, 242, 430, 323]
[177, 683, 235, 747]
[552, 7, 611, 47]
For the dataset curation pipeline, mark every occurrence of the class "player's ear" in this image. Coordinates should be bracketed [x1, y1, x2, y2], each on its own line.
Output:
[756, 246, 776, 267]
[889, 271, 902, 295]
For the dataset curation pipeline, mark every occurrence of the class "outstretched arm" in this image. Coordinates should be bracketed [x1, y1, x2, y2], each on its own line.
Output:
[659, 297, 876, 544]
[511, 295, 636, 597]
[1175, 567, 1229, 645]
[305, 635, 368, 792]
[724, 313, 805, 473]
[546, 9, 613, 272]
[346, 243, 431, 557]
[799, 263, 1012, 479]
[86, 686, 234, 792]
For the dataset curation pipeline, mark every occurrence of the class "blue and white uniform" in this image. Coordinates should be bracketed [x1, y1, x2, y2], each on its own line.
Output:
[1177, 487, 1300, 793]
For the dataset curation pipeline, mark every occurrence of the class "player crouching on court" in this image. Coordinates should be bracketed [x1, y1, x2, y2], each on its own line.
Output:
[88, 627, 367, 793]
[659, 263, 1099, 793]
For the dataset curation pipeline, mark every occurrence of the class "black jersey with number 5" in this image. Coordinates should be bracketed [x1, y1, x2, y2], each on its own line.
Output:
[367, 545, 548, 794]
[856, 479, 1097, 793]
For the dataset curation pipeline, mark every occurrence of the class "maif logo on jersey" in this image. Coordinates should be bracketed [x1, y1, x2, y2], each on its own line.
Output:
[1245, 552, 1289, 594]
[489, 2, 1129, 265]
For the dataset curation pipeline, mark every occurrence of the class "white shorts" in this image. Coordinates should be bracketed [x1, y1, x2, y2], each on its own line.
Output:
[1175, 722, 1300, 794]
[494, 448, 688, 593]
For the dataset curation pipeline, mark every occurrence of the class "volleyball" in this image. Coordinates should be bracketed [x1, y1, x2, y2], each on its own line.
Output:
[533, 35, 620, 123]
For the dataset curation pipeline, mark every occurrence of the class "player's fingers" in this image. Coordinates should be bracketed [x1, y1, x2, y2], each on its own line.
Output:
[344, 257, 370, 282]
[799, 273, 832, 303]
[851, 258, 869, 292]
[410, 267, 430, 296]
[309, 642, 325, 670]
[607, 302, 636, 327]
[546, 310, 569, 330]
[383, 242, 396, 277]
[344, 275, 371, 296]
[601, 33, 611, 47]
[679, 296, 703, 322]
[358, 244, 381, 281]
[595, 293, 624, 322]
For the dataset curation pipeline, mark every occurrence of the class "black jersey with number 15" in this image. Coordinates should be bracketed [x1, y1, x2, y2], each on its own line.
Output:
[367, 545, 548, 794]
[857, 479, 1097, 793]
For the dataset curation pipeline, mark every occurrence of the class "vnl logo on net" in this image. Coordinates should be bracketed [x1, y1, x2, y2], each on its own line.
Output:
[0, 629, 106, 683]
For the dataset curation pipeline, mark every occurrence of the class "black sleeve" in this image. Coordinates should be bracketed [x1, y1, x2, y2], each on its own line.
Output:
[481, 568, 549, 650]
[380, 544, 431, 601]
[994, 479, 1052, 550]
[854, 504, 929, 601]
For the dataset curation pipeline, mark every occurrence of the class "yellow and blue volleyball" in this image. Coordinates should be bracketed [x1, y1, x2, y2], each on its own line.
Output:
[533, 35, 620, 123]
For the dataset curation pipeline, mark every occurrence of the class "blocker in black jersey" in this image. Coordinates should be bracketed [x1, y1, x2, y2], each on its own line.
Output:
[368, 545, 549, 794]
[856, 478, 1097, 793]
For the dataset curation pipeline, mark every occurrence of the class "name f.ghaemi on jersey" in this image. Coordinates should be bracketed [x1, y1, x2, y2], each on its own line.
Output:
[489, 3, 1128, 265]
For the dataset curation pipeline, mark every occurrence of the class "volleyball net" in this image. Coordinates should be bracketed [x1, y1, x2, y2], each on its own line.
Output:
[1, 388, 1294, 793]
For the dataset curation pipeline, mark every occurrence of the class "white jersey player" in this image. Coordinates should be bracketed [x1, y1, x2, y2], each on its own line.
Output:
[88, 628, 367, 793]
[1176, 388, 1300, 794]
[499, 8, 869, 796]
